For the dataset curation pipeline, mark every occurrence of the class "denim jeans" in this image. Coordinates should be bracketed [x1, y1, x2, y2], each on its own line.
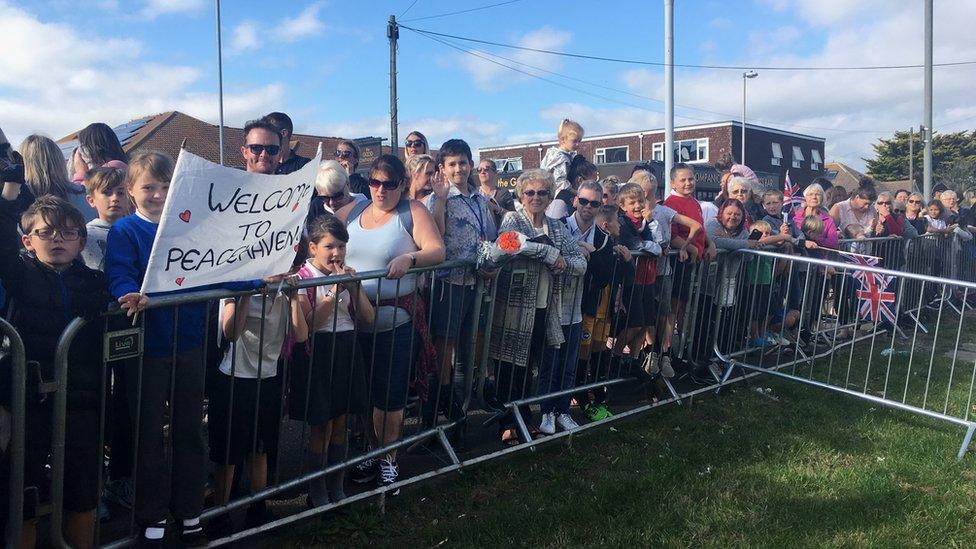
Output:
[537, 322, 582, 415]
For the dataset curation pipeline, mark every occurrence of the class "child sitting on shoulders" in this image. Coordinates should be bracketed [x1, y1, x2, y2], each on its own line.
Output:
[541, 119, 584, 217]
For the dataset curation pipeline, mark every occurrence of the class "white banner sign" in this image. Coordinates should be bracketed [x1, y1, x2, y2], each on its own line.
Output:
[140, 145, 320, 294]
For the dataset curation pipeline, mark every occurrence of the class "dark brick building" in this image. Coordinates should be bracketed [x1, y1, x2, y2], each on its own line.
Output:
[479, 121, 826, 189]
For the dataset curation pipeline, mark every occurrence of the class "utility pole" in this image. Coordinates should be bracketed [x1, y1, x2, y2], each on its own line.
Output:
[388, 15, 399, 158]
[663, 0, 674, 196]
[923, 0, 933, 199]
[215, 0, 225, 165]
[909, 126, 915, 190]
[741, 71, 758, 164]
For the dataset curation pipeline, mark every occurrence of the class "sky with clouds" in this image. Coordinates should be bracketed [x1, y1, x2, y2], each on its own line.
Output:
[2, 0, 975, 171]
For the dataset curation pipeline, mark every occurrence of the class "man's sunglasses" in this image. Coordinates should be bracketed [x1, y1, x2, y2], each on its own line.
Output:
[334, 150, 356, 159]
[405, 140, 425, 148]
[876, 201, 891, 206]
[577, 197, 600, 208]
[368, 178, 401, 191]
[246, 144, 281, 156]
[523, 189, 550, 198]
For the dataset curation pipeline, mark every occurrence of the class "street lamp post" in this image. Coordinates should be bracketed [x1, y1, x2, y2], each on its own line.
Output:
[741, 70, 758, 164]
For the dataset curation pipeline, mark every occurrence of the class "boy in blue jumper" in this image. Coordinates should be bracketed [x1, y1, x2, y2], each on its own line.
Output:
[105, 151, 262, 545]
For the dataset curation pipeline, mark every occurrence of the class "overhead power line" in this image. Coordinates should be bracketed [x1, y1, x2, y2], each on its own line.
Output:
[399, 0, 421, 18]
[400, 24, 976, 72]
[401, 0, 523, 23]
[403, 26, 894, 135]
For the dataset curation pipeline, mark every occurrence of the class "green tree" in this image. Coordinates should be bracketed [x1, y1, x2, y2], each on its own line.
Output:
[864, 130, 976, 190]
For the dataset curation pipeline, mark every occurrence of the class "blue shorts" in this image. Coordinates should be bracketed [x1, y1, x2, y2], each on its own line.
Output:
[429, 279, 477, 339]
[359, 321, 418, 412]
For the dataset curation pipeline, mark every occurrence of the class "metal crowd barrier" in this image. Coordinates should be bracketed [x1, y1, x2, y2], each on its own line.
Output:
[15, 229, 976, 546]
[1, 318, 26, 548]
[713, 248, 976, 460]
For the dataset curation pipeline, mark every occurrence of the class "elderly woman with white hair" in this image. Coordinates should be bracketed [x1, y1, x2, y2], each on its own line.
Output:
[307, 159, 367, 224]
[480, 168, 586, 444]
[724, 176, 764, 222]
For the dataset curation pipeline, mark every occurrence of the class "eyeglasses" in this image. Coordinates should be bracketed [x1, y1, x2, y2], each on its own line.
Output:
[876, 201, 891, 206]
[476, 167, 495, 174]
[577, 197, 600, 208]
[908, 199, 922, 204]
[893, 209, 905, 214]
[334, 150, 356, 160]
[522, 189, 550, 198]
[405, 140, 425, 148]
[368, 178, 401, 191]
[31, 228, 81, 241]
[246, 144, 281, 156]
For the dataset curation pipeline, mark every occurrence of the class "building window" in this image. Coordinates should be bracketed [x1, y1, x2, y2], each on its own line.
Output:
[650, 138, 709, 163]
[771, 142, 783, 166]
[791, 146, 804, 169]
[493, 157, 522, 173]
[810, 149, 822, 171]
[594, 146, 629, 164]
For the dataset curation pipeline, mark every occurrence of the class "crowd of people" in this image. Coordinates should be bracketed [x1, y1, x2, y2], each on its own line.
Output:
[1, 113, 975, 548]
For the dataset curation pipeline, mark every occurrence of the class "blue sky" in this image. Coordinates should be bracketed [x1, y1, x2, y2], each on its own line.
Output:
[3, 0, 976, 170]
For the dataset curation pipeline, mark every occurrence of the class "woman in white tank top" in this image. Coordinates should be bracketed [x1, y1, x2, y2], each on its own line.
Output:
[335, 154, 444, 493]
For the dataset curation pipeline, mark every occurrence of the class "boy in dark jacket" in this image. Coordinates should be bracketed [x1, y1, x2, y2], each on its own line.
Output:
[0, 191, 110, 549]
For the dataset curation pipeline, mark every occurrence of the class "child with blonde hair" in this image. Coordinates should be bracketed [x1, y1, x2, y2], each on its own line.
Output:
[541, 119, 584, 198]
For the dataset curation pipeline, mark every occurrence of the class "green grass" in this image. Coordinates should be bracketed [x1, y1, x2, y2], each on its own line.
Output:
[278, 375, 976, 548]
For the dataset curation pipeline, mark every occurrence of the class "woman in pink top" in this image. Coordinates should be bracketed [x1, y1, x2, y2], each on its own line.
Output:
[792, 183, 839, 249]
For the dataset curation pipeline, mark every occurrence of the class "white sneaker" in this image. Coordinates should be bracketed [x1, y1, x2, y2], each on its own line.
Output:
[643, 352, 660, 375]
[660, 354, 675, 378]
[539, 412, 557, 435]
[556, 413, 580, 431]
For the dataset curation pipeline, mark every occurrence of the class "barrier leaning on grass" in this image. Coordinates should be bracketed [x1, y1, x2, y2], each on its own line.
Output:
[4, 237, 976, 547]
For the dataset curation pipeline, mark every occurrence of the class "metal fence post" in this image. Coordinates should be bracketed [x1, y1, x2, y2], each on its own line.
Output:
[2, 318, 26, 548]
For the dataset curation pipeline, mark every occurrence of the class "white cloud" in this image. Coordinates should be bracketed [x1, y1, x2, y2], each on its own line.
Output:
[0, 2, 285, 144]
[613, 0, 976, 171]
[275, 1, 325, 42]
[229, 21, 259, 54]
[457, 26, 572, 91]
[228, 3, 326, 56]
[140, 0, 205, 19]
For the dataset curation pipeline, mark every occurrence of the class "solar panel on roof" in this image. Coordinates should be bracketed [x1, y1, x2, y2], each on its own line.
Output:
[57, 115, 154, 161]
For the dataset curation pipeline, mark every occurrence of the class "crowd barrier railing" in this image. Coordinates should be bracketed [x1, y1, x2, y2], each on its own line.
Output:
[1, 317, 26, 548]
[16, 230, 976, 546]
[712, 247, 976, 460]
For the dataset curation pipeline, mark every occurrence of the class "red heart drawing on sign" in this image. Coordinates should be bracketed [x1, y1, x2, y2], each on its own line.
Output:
[179, 210, 191, 223]
[291, 202, 300, 212]
[175, 277, 185, 286]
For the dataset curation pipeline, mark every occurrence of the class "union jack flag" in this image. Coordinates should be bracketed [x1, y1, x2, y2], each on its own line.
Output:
[838, 251, 897, 324]
[783, 170, 803, 211]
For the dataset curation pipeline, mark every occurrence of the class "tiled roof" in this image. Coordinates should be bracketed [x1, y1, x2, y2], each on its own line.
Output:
[57, 111, 348, 169]
[824, 162, 867, 191]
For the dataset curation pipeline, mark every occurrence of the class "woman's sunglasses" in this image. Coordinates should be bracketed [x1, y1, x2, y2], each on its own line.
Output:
[368, 178, 401, 191]
[405, 139, 425, 148]
[522, 189, 550, 198]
